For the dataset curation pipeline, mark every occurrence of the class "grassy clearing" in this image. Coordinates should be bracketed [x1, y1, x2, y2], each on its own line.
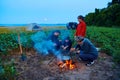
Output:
[0, 26, 120, 63]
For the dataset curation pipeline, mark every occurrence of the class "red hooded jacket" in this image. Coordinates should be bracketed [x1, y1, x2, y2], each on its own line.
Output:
[75, 21, 86, 37]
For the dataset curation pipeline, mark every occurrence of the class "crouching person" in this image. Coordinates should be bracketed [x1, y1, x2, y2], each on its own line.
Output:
[71, 36, 98, 66]
[48, 30, 61, 51]
[61, 36, 72, 55]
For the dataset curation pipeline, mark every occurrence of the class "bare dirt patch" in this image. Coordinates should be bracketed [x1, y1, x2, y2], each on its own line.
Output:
[12, 51, 120, 80]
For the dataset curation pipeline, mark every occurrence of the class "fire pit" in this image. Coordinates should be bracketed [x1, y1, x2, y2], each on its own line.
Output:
[57, 56, 76, 71]
[48, 52, 79, 72]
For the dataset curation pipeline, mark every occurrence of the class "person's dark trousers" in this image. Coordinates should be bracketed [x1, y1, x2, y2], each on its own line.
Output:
[79, 51, 98, 62]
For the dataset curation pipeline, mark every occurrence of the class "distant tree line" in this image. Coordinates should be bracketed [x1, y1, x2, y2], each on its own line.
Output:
[85, 0, 120, 27]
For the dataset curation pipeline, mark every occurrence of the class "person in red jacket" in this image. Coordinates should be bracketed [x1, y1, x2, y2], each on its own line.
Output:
[75, 15, 86, 37]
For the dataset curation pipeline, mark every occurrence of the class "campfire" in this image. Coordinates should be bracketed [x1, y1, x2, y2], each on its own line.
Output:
[58, 59, 76, 70]
[54, 55, 77, 71]
[48, 54, 77, 72]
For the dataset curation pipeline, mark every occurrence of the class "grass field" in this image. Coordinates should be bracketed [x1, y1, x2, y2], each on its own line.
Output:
[0, 26, 120, 63]
[0, 26, 120, 79]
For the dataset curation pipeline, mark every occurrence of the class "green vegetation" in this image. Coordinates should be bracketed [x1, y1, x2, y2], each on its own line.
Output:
[69, 27, 120, 63]
[84, 0, 120, 62]
[0, 26, 120, 63]
[0, 58, 16, 80]
[0, 26, 120, 79]
[86, 27, 120, 63]
[0, 27, 33, 80]
[0, 32, 34, 54]
[85, 0, 120, 27]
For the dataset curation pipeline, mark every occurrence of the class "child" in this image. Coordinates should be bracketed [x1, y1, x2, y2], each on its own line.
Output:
[61, 36, 72, 54]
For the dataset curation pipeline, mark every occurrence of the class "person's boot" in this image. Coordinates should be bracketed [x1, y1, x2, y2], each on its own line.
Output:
[86, 61, 94, 66]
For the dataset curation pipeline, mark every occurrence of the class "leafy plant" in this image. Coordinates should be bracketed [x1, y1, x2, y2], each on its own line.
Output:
[0, 59, 16, 80]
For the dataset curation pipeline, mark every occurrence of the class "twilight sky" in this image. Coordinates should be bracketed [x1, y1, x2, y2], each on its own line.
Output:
[0, 0, 111, 24]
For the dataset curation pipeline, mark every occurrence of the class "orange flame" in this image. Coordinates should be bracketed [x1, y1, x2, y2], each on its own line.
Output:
[58, 60, 75, 70]
[69, 60, 75, 70]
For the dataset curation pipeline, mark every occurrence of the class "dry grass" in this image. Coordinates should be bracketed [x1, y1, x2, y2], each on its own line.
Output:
[0, 26, 66, 33]
[0, 26, 27, 33]
[42, 26, 66, 30]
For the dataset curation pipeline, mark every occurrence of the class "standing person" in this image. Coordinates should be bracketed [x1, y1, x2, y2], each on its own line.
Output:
[75, 15, 86, 37]
[71, 36, 98, 66]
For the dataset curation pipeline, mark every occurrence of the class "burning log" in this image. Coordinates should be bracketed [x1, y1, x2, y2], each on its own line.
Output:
[58, 62, 67, 68]
[58, 59, 76, 70]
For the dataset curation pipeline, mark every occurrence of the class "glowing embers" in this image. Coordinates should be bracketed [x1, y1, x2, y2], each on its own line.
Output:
[58, 59, 76, 70]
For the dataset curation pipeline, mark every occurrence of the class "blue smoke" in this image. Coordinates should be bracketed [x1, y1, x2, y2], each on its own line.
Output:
[12, 29, 72, 60]
[34, 40, 55, 55]
[31, 31, 63, 60]
[60, 30, 71, 40]
[31, 30, 72, 60]
[31, 31, 46, 43]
